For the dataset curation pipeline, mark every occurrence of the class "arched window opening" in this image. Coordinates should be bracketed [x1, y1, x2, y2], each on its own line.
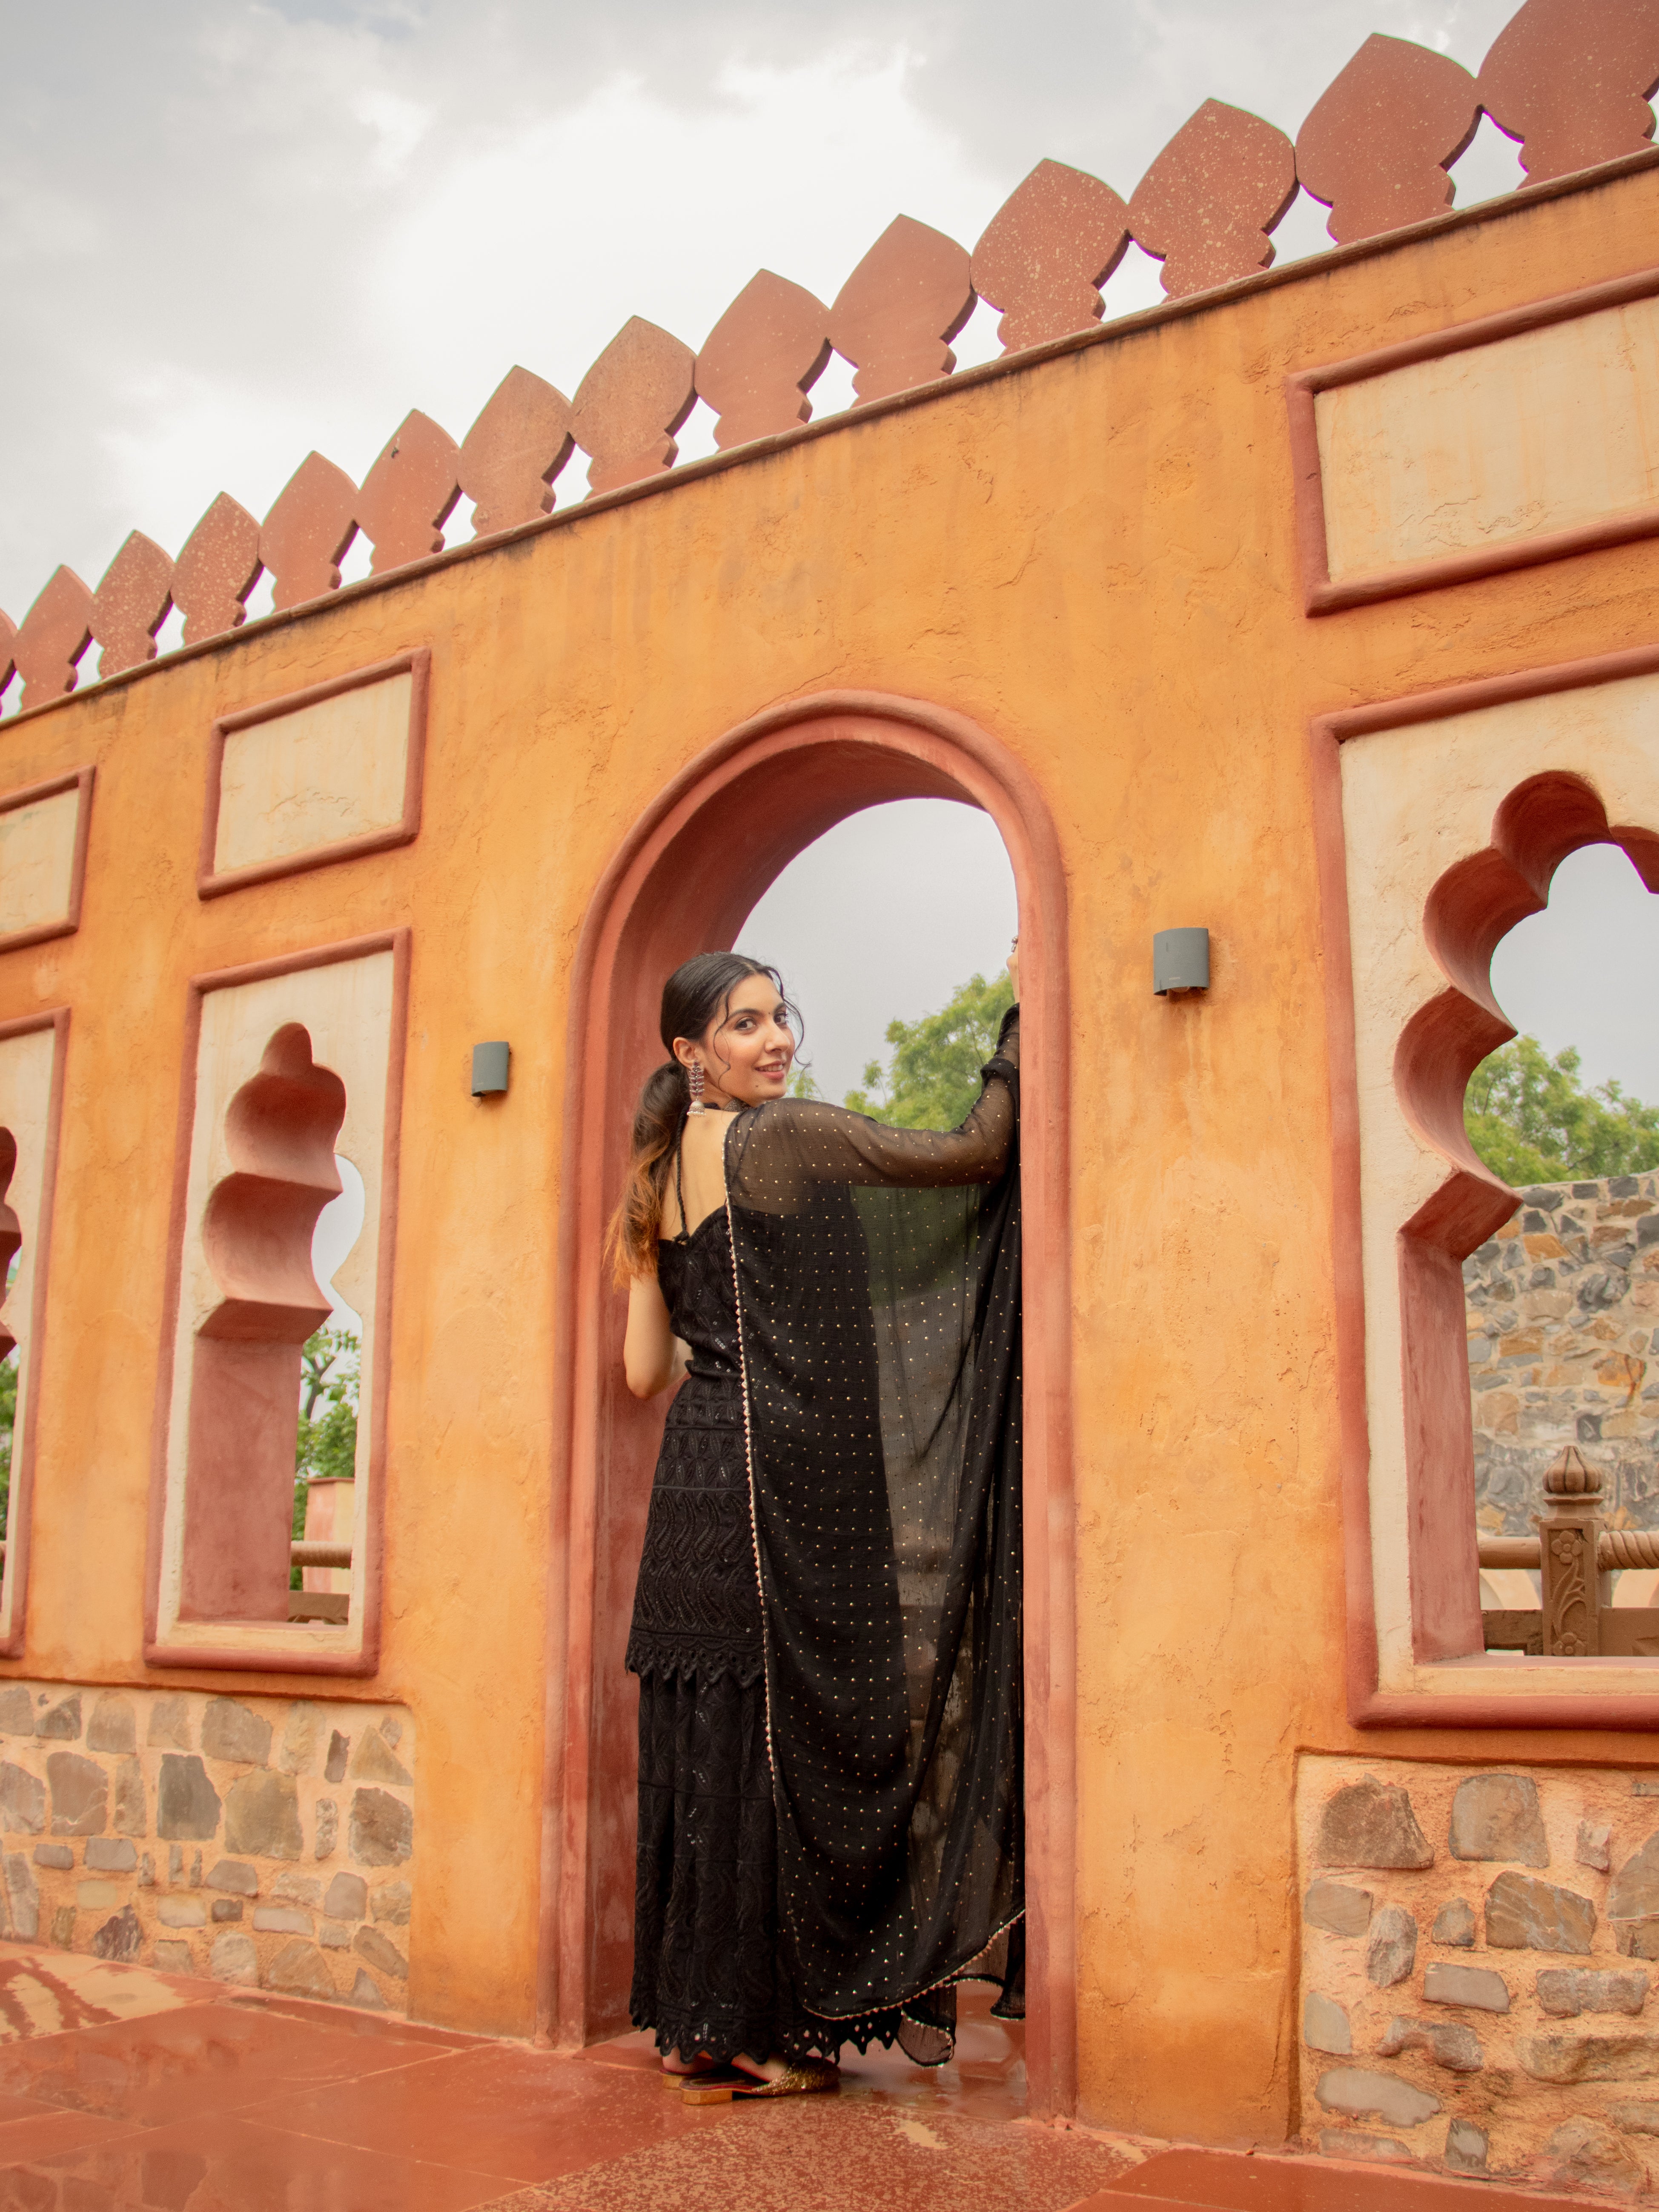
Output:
[179, 1023, 351, 1627]
[1464, 842, 1659, 1650]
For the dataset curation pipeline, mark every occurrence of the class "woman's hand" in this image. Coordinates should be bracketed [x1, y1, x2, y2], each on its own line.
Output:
[624, 1273, 689, 1397]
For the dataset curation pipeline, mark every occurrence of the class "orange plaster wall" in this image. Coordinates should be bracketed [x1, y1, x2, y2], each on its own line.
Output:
[0, 160, 1655, 2131]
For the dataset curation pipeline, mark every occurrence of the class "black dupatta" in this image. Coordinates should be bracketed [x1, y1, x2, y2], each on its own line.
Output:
[723, 1014, 1022, 2061]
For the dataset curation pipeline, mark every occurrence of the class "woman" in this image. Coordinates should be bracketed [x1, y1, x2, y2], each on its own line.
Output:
[613, 948, 1023, 2100]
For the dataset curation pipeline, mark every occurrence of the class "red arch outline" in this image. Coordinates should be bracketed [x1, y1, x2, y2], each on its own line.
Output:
[536, 689, 1076, 2115]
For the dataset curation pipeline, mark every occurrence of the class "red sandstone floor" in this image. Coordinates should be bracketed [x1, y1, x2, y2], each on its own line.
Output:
[0, 1941, 1613, 2211]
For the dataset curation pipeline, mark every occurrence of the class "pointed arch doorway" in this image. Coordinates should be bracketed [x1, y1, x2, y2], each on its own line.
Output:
[539, 691, 1077, 2116]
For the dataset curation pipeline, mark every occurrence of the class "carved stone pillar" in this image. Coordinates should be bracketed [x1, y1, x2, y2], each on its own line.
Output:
[1537, 1446, 1604, 1658]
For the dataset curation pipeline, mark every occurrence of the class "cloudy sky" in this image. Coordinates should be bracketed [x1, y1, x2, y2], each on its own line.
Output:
[3, 0, 1655, 1109]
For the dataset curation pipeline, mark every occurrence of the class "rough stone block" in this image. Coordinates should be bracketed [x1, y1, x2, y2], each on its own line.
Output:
[1519, 2032, 1659, 2082]
[138, 1851, 154, 1889]
[211, 1899, 243, 1923]
[1431, 1898, 1476, 1948]
[90, 1906, 142, 1962]
[224, 1771, 301, 1861]
[266, 1940, 337, 1998]
[280, 1704, 320, 1776]
[1317, 2131, 1412, 2165]
[158, 1897, 206, 1928]
[325, 1872, 367, 1921]
[84, 1838, 136, 1873]
[1537, 1967, 1648, 2017]
[157, 1756, 221, 1842]
[1578, 1821, 1613, 1874]
[350, 1788, 412, 1868]
[252, 1905, 311, 1933]
[0, 1764, 46, 1836]
[324, 1732, 350, 1785]
[1315, 1779, 1433, 1870]
[1366, 1905, 1417, 1989]
[47, 1753, 106, 1837]
[1485, 1869, 1596, 1954]
[1304, 1994, 1351, 2054]
[352, 1925, 407, 1980]
[1610, 1833, 1659, 1920]
[201, 1699, 272, 1768]
[380, 1715, 404, 1750]
[1617, 1916, 1659, 1960]
[34, 1695, 81, 1741]
[85, 1696, 136, 1756]
[1377, 2017, 1483, 2072]
[320, 1919, 352, 1949]
[1314, 2068, 1441, 2126]
[112, 1757, 146, 1838]
[348, 1731, 413, 1788]
[314, 1798, 338, 1860]
[206, 1860, 257, 1897]
[3, 1855, 38, 1940]
[371, 1880, 410, 1927]
[31, 1844, 71, 1870]
[0, 1688, 32, 1737]
[1445, 2120, 1489, 2173]
[152, 1940, 195, 1973]
[1449, 1774, 1549, 1866]
[1424, 1962, 1510, 2013]
[147, 1696, 192, 1751]
[273, 1874, 321, 1906]
[1549, 2117, 1646, 2192]
[210, 1932, 258, 1987]
[347, 1967, 389, 2009]
[48, 1906, 72, 1948]
[1304, 1880, 1371, 1937]
[1609, 2100, 1659, 2135]
[76, 1881, 119, 1909]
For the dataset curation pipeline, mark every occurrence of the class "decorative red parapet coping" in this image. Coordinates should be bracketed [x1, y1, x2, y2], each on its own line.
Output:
[1, 0, 1657, 709]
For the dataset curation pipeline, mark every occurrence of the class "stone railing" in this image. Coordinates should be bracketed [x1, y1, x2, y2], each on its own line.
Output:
[1481, 1448, 1659, 1657]
[1, 0, 1656, 713]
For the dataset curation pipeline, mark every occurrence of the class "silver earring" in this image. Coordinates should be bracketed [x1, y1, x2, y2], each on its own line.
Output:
[688, 1060, 705, 1116]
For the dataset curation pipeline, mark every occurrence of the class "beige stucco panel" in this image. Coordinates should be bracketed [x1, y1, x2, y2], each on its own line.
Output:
[215, 672, 411, 875]
[1341, 670, 1659, 1698]
[0, 790, 80, 940]
[0, 1024, 59, 1643]
[155, 951, 394, 1657]
[1318, 296, 1659, 580]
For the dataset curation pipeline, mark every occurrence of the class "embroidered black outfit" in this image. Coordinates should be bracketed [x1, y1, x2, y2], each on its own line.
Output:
[627, 1011, 1023, 2066]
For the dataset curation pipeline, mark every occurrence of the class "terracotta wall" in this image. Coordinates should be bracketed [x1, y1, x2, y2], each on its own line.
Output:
[0, 149, 1653, 2161]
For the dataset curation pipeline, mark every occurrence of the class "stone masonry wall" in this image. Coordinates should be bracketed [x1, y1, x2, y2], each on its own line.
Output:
[0, 1681, 414, 2013]
[1298, 1752, 1659, 2196]
[1465, 1173, 1659, 1537]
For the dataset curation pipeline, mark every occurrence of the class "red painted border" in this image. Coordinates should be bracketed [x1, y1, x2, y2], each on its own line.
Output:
[0, 771, 95, 955]
[198, 650, 429, 899]
[143, 927, 410, 1676]
[0, 1008, 69, 1659]
[536, 691, 1076, 2116]
[1313, 641, 1659, 1729]
[1289, 266, 1659, 616]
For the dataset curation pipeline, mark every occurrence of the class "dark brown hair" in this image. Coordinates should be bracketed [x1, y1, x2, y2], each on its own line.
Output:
[608, 952, 792, 1280]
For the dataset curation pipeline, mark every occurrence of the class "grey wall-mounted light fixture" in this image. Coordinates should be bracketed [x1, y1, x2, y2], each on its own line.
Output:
[471, 1041, 511, 1097]
[1153, 928, 1210, 997]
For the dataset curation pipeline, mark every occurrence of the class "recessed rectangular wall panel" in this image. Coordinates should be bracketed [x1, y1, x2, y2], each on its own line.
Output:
[1290, 270, 1659, 612]
[199, 650, 428, 897]
[0, 1011, 70, 1656]
[148, 933, 408, 1673]
[0, 772, 94, 953]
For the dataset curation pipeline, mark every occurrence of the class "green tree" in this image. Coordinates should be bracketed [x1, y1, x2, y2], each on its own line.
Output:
[0, 1348, 16, 1544]
[293, 1327, 359, 1588]
[846, 971, 1014, 1130]
[1466, 1035, 1659, 1185]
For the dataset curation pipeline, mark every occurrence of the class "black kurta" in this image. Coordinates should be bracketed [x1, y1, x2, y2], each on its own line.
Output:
[627, 1012, 1022, 2066]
